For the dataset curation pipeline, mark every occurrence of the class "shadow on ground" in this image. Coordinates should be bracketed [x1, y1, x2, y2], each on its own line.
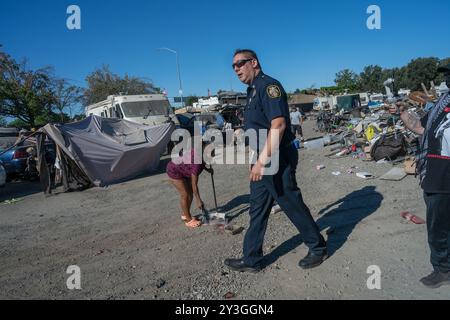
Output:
[219, 194, 250, 222]
[0, 180, 43, 202]
[261, 186, 383, 267]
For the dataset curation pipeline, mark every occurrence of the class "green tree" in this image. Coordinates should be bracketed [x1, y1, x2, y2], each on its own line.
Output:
[83, 65, 159, 105]
[334, 69, 360, 92]
[390, 67, 409, 91]
[52, 79, 83, 122]
[359, 65, 383, 92]
[0, 50, 56, 127]
[7, 118, 29, 129]
[404, 57, 440, 90]
[0, 115, 6, 126]
[435, 57, 450, 84]
[185, 95, 198, 107]
[319, 85, 345, 96]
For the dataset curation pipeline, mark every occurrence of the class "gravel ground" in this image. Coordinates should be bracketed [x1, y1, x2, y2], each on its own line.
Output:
[0, 119, 449, 300]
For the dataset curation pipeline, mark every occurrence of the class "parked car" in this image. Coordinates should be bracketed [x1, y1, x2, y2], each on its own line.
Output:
[176, 112, 226, 135]
[0, 143, 56, 180]
[0, 161, 6, 187]
[0, 145, 30, 178]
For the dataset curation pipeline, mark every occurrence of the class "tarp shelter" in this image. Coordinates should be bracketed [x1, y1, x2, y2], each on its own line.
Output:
[37, 115, 174, 193]
[335, 95, 361, 112]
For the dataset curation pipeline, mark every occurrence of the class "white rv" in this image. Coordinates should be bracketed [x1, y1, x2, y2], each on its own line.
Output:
[313, 97, 335, 111]
[358, 93, 370, 107]
[85, 94, 173, 126]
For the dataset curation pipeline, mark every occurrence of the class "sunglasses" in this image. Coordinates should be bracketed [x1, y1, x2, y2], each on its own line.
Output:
[232, 58, 253, 69]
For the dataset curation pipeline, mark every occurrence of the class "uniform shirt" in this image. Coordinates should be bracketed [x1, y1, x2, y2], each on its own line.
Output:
[244, 72, 296, 160]
[420, 100, 450, 193]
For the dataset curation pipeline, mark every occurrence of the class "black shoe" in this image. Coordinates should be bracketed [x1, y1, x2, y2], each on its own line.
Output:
[224, 258, 261, 273]
[298, 251, 328, 269]
[420, 271, 450, 288]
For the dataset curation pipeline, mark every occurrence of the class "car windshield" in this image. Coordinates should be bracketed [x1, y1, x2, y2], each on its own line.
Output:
[121, 100, 170, 117]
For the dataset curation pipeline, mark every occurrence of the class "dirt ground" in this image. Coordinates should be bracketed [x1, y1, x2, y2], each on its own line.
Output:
[1, 119, 449, 300]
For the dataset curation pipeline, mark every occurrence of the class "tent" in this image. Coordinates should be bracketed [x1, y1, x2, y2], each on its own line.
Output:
[37, 115, 174, 193]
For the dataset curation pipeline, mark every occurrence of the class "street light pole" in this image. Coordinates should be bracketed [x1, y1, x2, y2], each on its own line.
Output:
[157, 47, 184, 108]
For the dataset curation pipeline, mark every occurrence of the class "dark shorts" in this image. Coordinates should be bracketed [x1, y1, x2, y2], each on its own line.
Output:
[166, 161, 203, 180]
[291, 125, 303, 136]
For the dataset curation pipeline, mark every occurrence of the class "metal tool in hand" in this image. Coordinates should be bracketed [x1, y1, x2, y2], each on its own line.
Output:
[209, 164, 218, 212]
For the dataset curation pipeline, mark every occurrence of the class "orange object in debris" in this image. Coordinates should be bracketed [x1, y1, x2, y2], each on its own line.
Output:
[400, 211, 425, 224]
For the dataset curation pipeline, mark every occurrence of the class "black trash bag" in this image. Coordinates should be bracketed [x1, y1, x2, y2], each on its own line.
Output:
[370, 134, 407, 161]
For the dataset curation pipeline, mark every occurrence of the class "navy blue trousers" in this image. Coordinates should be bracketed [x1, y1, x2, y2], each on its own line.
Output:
[243, 155, 327, 267]
[424, 192, 450, 273]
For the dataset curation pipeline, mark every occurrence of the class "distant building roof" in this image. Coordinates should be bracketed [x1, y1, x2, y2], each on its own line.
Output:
[218, 91, 246, 98]
[288, 93, 317, 105]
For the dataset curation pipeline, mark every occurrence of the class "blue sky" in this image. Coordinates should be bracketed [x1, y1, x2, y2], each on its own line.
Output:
[1, 0, 449, 102]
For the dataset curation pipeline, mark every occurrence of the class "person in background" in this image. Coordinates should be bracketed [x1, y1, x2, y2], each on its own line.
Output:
[290, 108, 304, 141]
[389, 63, 450, 288]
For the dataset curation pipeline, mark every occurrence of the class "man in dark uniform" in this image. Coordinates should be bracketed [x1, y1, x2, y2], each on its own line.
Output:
[224, 49, 327, 273]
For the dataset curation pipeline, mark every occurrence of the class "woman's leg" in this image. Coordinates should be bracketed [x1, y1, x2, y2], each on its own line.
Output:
[185, 178, 194, 213]
[170, 178, 192, 220]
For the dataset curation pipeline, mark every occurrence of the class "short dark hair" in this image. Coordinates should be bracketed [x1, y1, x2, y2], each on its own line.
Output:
[235, 48, 259, 59]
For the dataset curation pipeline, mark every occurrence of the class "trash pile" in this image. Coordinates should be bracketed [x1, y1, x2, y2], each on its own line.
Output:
[309, 86, 443, 174]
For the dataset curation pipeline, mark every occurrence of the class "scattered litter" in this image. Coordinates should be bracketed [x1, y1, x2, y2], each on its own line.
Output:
[205, 211, 228, 227]
[270, 204, 283, 214]
[356, 172, 375, 179]
[332, 171, 341, 176]
[94, 250, 104, 256]
[316, 164, 326, 171]
[335, 149, 349, 157]
[224, 225, 245, 235]
[380, 167, 407, 181]
[376, 159, 388, 164]
[2, 198, 23, 205]
[224, 292, 235, 299]
[155, 279, 166, 288]
[214, 224, 226, 234]
[400, 211, 425, 224]
[208, 211, 226, 220]
[404, 157, 416, 175]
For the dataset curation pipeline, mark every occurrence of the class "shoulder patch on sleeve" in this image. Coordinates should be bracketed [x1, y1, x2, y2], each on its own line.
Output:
[267, 85, 281, 99]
